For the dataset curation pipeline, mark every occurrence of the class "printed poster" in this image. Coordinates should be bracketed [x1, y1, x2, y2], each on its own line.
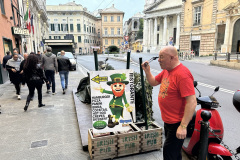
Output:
[90, 69, 135, 133]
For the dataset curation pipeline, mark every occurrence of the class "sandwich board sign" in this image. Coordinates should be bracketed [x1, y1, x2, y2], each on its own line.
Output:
[90, 69, 135, 134]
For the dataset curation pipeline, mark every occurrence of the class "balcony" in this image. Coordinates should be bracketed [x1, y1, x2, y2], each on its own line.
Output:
[102, 34, 123, 38]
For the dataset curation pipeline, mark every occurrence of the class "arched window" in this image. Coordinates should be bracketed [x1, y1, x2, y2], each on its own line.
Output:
[134, 21, 138, 29]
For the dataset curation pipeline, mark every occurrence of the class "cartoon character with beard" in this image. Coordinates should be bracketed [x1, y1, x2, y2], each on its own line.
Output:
[96, 73, 133, 128]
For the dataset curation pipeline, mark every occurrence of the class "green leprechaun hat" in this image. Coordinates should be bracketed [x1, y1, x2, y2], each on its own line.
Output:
[107, 73, 129, 85]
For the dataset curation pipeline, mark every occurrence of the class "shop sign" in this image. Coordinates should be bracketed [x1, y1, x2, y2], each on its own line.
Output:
[12, 27, 29, 36]
[90, 69, 136, 134]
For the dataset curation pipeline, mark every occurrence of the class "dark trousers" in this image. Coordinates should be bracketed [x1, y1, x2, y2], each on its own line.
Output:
[45, 70, 55, 93]
[163, 122, 184, 160]
[14, 82, 21, 95]
[26, 80, 43, 104]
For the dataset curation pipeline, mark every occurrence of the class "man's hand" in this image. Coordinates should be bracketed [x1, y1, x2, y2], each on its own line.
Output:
[20, 70, 23, 74]
[11, 69, 16, 73]
[141, 61, 150, 73]
[176, 125, 187, 139]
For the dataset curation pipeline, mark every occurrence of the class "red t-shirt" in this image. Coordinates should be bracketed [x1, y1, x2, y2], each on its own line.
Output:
[155, 63, 195, 124]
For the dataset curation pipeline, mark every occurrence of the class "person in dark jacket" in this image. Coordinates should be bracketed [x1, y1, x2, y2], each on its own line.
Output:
[57, 50, 71, 94]
[22, 54, 49, 111]
[6, 53, 23, 100]
[3, 51, 12, 70]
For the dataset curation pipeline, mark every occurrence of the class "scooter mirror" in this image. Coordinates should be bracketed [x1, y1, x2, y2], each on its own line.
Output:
[194, 81, 198, 87]
[214, 86, 220, 92]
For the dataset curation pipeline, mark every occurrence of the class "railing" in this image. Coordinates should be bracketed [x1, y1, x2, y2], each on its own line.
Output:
[178, 51, 195, 60]
[213, 52, 240, 62]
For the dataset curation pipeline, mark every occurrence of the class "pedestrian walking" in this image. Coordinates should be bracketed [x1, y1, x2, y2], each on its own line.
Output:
[22, 54, 48, 111]
[141, 46, 197, 160]
[57, 50, 71, 94]
[42, 47, 58, 95]
[20, 53, 29, 73]
[2, 51, 12, 70]
[6, 53, 23, 100]
[36, 50, 42, 65]
[13, 48, 24, 60]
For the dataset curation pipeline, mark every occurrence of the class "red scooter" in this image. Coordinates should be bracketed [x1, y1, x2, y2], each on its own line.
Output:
[182, 81, 232, 159]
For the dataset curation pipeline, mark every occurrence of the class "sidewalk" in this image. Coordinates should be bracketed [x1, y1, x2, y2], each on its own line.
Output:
[0, 69, 89, 159]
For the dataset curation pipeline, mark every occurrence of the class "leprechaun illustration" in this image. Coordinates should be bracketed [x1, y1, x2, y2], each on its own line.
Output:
[95, 73, 133, 128]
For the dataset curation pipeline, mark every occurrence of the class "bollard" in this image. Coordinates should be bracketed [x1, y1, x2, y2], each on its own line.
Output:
[93, 50, 98, 71]
[198, 110, 211, 160]
[214, 52, 217, 60]
[139, 57, 148, 130]
[126, 51, 130, 69]
[227, 52, 230, 62]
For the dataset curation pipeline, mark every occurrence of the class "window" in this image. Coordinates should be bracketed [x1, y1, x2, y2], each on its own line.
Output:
[118, 39, 120, 45]
[104, 16, 107, 22]
[104, 28, 108, 35]
[77, 24, 81, 32]
[84, 24, 86, 32]
[54, 19, 58, 21]
[62, 19, 66, 21]
[111, 28, 114, 35]
[111, 39, 114, 45]
[70, 24, 74, 32]
[89, 26, 91, 33]
[54, 36, 60, 39]
[105, 39, 108, 45]
[49, 36, 52, 39]
[92, 27, 94, 33]
[70, 19, 73, 21]
[157, 25, 160, 31]
[193, 6, 201, 26]
[78, 36, 81, 42]
[117, 28, 120, 35]
[61, 24, 68, 31]
[117, 16, 120, 22]
[111, 16, 114, 22]
[87, 26, 88, 32]
[50, 24, 55, 31]
[77, 19, 80, 21]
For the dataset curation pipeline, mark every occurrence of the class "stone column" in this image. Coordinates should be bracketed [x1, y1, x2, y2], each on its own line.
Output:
[162, 16, 167, 45]
[154, 17, 158, 47]
[221, 16, 230, 53]
[176, 14, 180, 49]
[148, 19, 151, 46]
[151, 18, 154, 48]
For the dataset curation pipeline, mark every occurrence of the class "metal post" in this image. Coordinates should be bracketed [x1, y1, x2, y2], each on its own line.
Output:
[214, 52, 217, 60]
[139, 57, 148, 130]
[126, 51, 130, 69]
[198, 110, 211, 160]
[227, 52, 230, 62]
[94, 50, 98, 71]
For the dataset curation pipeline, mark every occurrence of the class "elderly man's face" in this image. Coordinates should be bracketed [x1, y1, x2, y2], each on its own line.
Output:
[13, 55, 19, 61]
[158, 50, 172, 70]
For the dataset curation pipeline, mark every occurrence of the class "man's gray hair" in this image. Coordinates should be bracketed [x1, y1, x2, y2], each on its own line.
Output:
[46, 47, 52, 52]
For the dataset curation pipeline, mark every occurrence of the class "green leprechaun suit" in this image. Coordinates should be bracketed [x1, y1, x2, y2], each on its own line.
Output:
[100, 73, 131, 127]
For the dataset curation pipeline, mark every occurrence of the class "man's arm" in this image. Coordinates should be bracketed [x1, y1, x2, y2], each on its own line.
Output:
[176, 94, 197, 139]
[141, 61, 159, 86]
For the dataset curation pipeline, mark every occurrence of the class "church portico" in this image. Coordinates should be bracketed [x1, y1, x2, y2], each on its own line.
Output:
[143, 0, 182, 53]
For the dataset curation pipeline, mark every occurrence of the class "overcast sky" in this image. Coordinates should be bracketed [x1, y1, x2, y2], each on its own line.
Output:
[46, 0, 145, 22]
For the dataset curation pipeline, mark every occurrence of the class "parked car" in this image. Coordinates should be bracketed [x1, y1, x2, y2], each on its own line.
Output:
[57, 52, 77, 70]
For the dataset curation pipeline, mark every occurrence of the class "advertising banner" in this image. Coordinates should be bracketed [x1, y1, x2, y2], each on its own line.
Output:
[90, 69, 135, 134]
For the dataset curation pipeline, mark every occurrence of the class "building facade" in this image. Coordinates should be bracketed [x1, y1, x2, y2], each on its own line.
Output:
[143, 0, 182, 52]
[127, 12, 144, 50]
[46, 2, 99, 54]
[100, 4, 124, 53]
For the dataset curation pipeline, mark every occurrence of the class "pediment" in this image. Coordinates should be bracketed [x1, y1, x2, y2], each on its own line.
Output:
[222, 1, 240, 15]
[144, 0, 182, 13]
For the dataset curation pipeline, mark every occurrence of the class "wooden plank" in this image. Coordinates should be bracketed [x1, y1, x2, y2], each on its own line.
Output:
[73, 89, 92, 151]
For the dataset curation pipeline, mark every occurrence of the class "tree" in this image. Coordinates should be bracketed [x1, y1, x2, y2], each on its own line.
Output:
[136, 18, 143, 39]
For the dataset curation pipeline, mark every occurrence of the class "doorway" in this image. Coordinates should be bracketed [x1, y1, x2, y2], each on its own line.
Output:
[191, 41, 200, 56]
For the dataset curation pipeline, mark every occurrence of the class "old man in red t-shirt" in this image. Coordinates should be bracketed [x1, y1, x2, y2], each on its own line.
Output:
[142, 46, 197, 160]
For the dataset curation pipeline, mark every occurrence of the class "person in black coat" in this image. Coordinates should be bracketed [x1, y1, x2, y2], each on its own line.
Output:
[22, 54, 49, 111]
[3, 51, 12, 69]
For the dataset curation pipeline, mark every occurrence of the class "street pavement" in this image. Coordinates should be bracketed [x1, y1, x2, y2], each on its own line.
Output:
[0, 56, 194, 160]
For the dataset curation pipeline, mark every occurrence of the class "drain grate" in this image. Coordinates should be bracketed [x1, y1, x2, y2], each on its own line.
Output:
[31, 140, 48, 148]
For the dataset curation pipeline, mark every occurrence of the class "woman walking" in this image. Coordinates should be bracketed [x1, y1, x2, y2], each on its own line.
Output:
[6, 53, 23, 100]
[22, 54, 48, 111]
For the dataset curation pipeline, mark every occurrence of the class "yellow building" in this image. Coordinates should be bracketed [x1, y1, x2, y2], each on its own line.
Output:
[132, 39, 143, 52]
[180, 0, 240, 56]
[180, 0, 217, 56]
[100, 4, 124, 53]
